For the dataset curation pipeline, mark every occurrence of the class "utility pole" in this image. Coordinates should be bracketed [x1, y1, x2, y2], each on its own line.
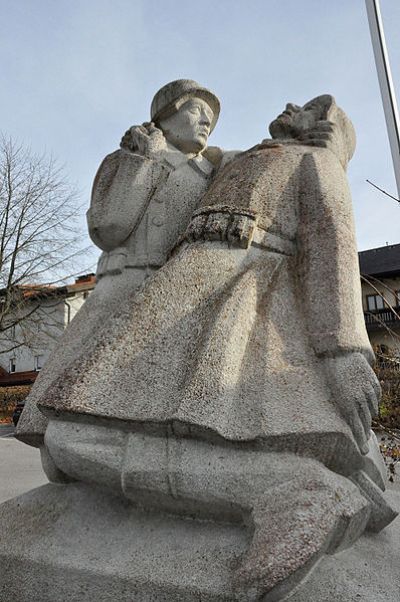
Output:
[366, 0, 400, 199]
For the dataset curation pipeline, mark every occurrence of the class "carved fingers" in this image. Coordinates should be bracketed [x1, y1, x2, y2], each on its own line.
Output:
[298, 120, 337, 147]
[120, 122, 167, 156]
[120, 124, 142, 152]
[324, 352, 381, 455]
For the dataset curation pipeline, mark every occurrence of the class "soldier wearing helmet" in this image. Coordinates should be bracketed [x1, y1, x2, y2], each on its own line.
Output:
[17, 79, 231, 449]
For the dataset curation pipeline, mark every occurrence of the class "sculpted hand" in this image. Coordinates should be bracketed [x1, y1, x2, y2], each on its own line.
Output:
[323, 352, 380, 455]
[297, 120, 336, 147]
[120, 122, 167, 156]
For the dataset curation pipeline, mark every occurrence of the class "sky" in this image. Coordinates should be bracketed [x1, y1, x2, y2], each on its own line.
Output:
[1, 0, 399, 275]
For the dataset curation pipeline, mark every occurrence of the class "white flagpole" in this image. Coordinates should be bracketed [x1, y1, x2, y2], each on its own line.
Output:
[365, 0, 400, 199]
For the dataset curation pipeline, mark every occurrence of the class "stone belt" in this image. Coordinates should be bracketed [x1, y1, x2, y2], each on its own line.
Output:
[251, 228, 296, 256]
[97, 228, 296, 279]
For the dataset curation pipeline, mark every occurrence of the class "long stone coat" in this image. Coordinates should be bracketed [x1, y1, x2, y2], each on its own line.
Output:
[35, 142, 377, 478]
[17, 146, 217, 445]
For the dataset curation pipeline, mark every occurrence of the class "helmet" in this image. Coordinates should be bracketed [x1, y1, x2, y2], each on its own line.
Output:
[151, 79, 220, 133]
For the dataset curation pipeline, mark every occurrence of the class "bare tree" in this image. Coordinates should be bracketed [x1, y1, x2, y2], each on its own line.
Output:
[0, 134, 90, 355]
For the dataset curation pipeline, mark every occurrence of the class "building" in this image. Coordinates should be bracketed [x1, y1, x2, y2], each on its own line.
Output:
[1, 243, 400, 387]
[359, 243, 400, 357]
[0, 274, 96, 387]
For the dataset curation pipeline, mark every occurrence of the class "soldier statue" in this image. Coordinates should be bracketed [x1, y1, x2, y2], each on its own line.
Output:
[17, 83, 397, 601]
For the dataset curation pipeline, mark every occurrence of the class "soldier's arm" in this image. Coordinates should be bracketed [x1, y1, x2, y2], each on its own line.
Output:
[297, 148, 372, 360]
[298, 148, 378, 454]
[87, 149, 167, 252]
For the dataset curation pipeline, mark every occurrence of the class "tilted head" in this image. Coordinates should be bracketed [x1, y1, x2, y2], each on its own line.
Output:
[151, 79, 220, 154]
[269, 94, 356, 168]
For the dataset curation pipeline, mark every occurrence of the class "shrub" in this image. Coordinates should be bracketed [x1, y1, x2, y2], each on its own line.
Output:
[0, 385, 31, 423]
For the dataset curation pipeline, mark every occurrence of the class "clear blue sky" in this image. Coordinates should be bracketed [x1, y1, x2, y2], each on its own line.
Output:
[1, 0, 399, 272]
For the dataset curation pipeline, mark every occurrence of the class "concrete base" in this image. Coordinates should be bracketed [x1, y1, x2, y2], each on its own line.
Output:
[0, 484, 399, 602]
[291, 492, 400, 601]
[0, 483, 249, 602]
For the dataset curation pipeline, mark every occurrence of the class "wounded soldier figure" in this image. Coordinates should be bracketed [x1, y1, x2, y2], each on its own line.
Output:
[17, 87, 397, 601]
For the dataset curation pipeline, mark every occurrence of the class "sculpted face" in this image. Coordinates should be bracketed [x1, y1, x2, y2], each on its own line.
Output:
[158, 97, 214, 154]
[269, 100, 323, 139]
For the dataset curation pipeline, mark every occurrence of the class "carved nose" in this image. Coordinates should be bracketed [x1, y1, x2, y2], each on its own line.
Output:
[199, 112, 211, 127]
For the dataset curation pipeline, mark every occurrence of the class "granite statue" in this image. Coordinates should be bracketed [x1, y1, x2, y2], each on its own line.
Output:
[6, 85, 398, 602]
[17, 79, 228, 448]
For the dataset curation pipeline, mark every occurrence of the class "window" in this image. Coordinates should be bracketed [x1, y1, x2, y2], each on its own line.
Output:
[366, 294, 385, 311]
[34, 355, 44, 371]
[9, 358, 16, 373]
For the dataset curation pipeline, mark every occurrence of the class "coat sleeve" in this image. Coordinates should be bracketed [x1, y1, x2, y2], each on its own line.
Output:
[297, 148, 373, 362]
[87, 149, 168, 252]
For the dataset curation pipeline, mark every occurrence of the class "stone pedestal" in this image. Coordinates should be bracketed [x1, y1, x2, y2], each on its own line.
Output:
[0, 483, 248, 602]
[7, 86, 400, 602]
[0, 483, 399, 602]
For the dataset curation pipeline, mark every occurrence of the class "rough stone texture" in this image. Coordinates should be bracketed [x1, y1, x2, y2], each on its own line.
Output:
[17, 80, 224, 447]
[0, 483, 248, 602]
[291, 491, 400, 601]
[38, 125, 376, 454]
[7, 89, 399, 601]
[0, 484, 398, 602]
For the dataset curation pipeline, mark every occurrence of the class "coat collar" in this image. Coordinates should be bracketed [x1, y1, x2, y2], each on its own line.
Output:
[162, 145, 214, 177]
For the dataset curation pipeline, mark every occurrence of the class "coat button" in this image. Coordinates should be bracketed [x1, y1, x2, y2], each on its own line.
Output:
[152, 216, 164, 227]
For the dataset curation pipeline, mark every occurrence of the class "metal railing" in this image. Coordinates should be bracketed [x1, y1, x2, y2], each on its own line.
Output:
[364, 307, 400, 329]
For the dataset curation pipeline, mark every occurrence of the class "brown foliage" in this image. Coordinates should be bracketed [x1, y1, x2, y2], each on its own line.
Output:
[0, 385, 31, 422]
[373, 349, 400, 429]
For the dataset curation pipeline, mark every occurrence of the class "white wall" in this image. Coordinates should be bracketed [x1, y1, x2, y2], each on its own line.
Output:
[361, 275, 400, 311]
[0, 291, 89, 374]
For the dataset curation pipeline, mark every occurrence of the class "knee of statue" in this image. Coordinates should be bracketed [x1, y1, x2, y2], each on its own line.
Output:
[44, 418, 126, 492]
[116, 433, 395, 599]
[11, 86, 400, 602]
[40, 445, 75, 484]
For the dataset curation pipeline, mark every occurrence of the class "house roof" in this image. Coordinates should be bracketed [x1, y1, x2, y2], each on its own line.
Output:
[0, 274, 96, 302]
[65, 274, 96, 296]
[0, 370, 38, 387]
[359, 244, 400, 278]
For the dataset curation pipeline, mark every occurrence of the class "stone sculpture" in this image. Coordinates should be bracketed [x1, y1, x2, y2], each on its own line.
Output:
[17, 79, 228, 447]
[5, 84, 398, 601]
